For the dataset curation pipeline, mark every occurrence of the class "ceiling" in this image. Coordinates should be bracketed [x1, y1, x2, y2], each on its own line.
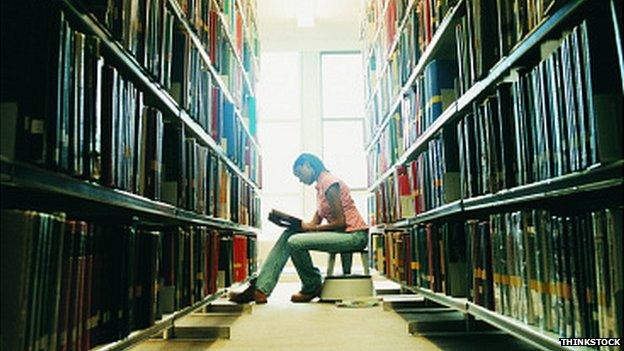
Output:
[257, 0, 365, 51]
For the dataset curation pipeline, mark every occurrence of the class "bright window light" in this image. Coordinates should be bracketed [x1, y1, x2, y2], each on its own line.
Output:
[297, 0, 315, 27]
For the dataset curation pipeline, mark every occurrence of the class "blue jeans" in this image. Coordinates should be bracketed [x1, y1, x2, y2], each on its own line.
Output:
[255, 229, 368, 295]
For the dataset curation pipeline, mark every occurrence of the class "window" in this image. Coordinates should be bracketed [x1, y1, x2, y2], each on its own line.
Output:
[321, 52, 368, 224]
[322, 120, 366, 188]
[258, 122, 301, 194]
[321, 53, 365, 118]
[257, 52, 303, 240]
[256, 52, 300, 120]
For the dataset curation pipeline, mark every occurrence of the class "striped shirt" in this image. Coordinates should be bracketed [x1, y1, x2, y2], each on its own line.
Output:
[315, 171, 368, 232]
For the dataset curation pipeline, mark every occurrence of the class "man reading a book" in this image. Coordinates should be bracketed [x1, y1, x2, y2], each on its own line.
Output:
[230, 153, 369, 303]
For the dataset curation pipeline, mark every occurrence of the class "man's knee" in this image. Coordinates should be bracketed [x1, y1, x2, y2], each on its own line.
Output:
[279, 229, 295, 240]
[286, 235, 304, 251]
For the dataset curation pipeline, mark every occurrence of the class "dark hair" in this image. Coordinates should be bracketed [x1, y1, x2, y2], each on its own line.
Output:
[292, 153, 327, 179]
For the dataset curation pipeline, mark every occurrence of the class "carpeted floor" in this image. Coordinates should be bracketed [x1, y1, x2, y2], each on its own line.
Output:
[131, 273, 538, 351]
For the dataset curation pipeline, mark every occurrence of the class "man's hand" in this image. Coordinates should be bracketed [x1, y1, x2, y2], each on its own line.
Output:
[301, 221, 317, 232]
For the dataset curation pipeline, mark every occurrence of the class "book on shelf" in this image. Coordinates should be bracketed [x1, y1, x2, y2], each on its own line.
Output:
[267, 209, 303, 231]
[369, 130, 459, 223]
[1, 0, 262, 193]
[1, 209, 259, 351]
[369, 206, 623, 339]
[456, 18, 623, 199]
[488, 208, 623, 339]
[370, 223, 469, 297]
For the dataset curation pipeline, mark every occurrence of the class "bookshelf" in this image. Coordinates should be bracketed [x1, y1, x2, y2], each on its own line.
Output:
[1, 157, 260, 233]
[363, 0, 623, 349]
[375, 161, 623, 229]
[208, 0, 255, 96]
[364, 0, 463, 147]
[0, 0, 262, 349]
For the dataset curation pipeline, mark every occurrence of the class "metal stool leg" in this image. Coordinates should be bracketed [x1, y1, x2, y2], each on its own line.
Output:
[360, 251, 370, 275]
[327, 253, 337, 276]
[340, 253, 353, 275]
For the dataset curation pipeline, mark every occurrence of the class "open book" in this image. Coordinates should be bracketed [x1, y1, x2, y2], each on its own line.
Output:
[267, 209, 302, 231]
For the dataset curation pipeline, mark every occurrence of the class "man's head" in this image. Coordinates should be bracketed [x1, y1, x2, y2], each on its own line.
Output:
[292, 153, 326, 185]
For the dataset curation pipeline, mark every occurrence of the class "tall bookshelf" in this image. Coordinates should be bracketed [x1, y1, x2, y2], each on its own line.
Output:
[362, 0, 623, 350]
[0, 0, 261, 350]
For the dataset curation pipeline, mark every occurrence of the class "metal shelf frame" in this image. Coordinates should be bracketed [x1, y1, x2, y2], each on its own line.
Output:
[372, 160, 623, 229]
[1, 158, 261, 234]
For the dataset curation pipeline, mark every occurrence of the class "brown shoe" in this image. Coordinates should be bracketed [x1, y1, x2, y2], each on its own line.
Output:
[290, 289, 321, 303]
[253, 290, 268, 304]
[228, 280, 256, 304]
[229, 287, 268, 304]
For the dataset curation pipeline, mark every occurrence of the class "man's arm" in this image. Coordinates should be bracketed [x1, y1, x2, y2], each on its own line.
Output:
[302, 183, 346, 232]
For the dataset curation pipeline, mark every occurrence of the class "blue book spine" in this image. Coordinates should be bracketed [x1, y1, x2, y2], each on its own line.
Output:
[426, 59, 458, 126]
[222, 102, 236, 159]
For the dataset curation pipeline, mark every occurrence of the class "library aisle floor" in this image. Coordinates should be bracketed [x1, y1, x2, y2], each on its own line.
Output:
[131, 274, 536, 351]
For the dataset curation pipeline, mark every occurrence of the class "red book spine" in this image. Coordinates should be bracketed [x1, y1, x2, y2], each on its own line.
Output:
[209, 11, 218, 64]
[232, 235, 248, 282]
[209, 231, 220, 294]
[385, 233, 391, 278]
[424, 0, 432, 44]
[409, 161, 420, 215]
[236, 14, 243, 55]
[386, 0, 396, 51]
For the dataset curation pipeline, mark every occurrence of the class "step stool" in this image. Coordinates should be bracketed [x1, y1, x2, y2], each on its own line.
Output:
[320, 249, 374, 302]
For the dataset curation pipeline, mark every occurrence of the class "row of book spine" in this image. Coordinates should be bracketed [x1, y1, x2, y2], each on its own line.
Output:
[170, 26, 261, 184]
[177, 0, 260, 137]
[0, 209, 257, 351]
[1, 5, 261, 226]
[367, 14, 622, 224]
[371, 223, 468, 297]
[84, 0, 174, 86]
[457, 19, 621, 198]
[84, 0, 259, 129]
[366, 58, 456, 184]
[178, 0, 259, 84]
[455, 0, 560, 95]
[487, 209, 624, 340]
[366, 0, 566, 146]
[368, 132, 459, 224]
[362, 0, 459, 141]
[163, 120, 261, 226]
[11, 0, 261, 182]
[369, 206, 623, 339]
